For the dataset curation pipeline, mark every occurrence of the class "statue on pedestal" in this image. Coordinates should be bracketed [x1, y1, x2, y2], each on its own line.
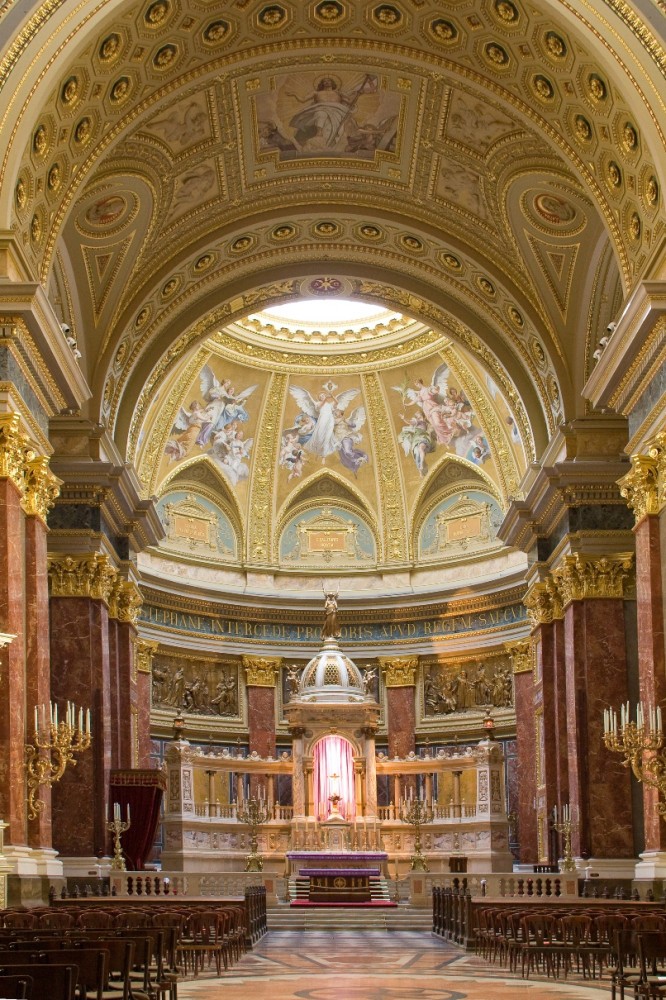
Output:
[322, 590, 341, 640]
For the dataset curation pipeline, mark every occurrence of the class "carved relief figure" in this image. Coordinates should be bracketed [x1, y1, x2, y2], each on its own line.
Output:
[152, 656, 239, 716]
[424, 659, 514, 715]
[286, 665, 301, 695]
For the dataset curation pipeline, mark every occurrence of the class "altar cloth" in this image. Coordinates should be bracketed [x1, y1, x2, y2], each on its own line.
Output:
[300, 867, 380, 877]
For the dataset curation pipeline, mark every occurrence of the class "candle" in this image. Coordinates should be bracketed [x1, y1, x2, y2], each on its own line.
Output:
[114, 802, 120, 822]
[54, 703, 58, 727]
[126, 803, 130, 824]
[553, 804, 558, 823]
[79, 707, 83, 733]
[86, 709, 91, 734]
[34, 705, 39, 734]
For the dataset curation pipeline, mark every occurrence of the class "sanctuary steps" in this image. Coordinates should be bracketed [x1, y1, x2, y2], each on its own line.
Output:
[267, 903, 432, 931]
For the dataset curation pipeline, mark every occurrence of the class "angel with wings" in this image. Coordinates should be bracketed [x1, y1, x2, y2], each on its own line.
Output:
[195, 365, 257, 448]
[164, 399, 207, 463]
[287, 380, 366, 467]
[394, 363, 473, 447]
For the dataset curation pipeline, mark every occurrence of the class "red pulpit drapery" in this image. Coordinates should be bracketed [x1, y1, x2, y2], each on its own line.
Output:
[109, 769, 167, 871]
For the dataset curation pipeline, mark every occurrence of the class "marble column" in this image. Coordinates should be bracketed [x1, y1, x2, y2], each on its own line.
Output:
[619, 451, 666, 872]
[291, 728, 306, 818]
[108, 580, 142, 770]
[553, 552, 635, 861]
[48, 553, 117, 860]
[380, 656, 417, 799]
[243, 656, 280, 796]
[507, 635, 538, 864]
[363, 727, 378, 818]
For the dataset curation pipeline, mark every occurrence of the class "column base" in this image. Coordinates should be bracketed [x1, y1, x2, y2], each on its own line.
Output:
[58, 856, 112, 878]
[634, 852, 666, 880]
[2, 845, 63, 877]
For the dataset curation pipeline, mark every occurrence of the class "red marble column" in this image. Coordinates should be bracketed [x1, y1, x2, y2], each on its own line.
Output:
[115, 620, 138, 770]
[247, 686, 275, 796]
[634, 514, 666, 851]
[564, 598, 634, 858]
[386, 686, 416, 799]
[513, 664, 538, 864]
[24, 514, 51, 849]
[50, 596, 112, 858]
[0, 479, 26, 848]
[136, 670, 152, 769]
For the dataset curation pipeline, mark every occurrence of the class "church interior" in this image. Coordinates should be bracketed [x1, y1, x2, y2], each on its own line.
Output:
[1, 0, 666, 995]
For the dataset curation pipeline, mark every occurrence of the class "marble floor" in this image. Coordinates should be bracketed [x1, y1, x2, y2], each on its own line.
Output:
[177, 931, 613, 999]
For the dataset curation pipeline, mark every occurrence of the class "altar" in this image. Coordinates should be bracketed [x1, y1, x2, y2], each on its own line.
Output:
[287, 851, 393, 906]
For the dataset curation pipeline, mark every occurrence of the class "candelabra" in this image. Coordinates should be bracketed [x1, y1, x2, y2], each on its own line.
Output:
[603, 701, 666, 814]
[107, 802, 131, 870]
[552, 804, 578, 872]
[237, 793, 271, 871]
[399, 794, 433, 871]
[25, 701, 92, 820]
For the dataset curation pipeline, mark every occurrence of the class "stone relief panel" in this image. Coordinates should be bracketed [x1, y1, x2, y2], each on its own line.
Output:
[422, 654, 513, 717]
[157, 490, 237, 561]
[418, 490, 503, 560]
[152, 651, 239, 717]
[279, 504, 376, 567]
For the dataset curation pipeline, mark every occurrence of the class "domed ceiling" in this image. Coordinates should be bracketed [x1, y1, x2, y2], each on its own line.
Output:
[3, 0, 664, 589]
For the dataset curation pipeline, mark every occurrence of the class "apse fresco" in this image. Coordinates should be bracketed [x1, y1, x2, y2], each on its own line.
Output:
[418, 490, 503, 560]
[279, 505, 376, 566]
[386, 361, 490, 480]
[253, 69, 400, 160]
[161, 360, 267, 491]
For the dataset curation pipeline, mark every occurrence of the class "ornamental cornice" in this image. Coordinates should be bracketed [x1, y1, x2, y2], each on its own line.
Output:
[379, 656, 418, 687]
[22, 453, 61, 521]
[242, 655, 281, 687]
[551, 552, 634, 606]
[523, 577, 563, 626]
[47, 552, 117, 603]
[504, 638, 533, 674]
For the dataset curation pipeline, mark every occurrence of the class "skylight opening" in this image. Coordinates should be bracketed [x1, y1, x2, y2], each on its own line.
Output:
[256, 298, 399, 327]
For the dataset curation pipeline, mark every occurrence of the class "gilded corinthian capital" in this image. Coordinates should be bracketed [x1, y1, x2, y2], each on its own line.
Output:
[243, 655, 281, 687]
[552, 552, 634, 606]
[48, 552, 118, 602]
[108, 577, 143, 625]
[523, 577, 563, 626]
[136, 639, 159, 674]
[504, 639, 533, 674]
[22, 454, 61, 520]
[0, 413, 29, 491]
[379, 656, 418, 687]
[618, 453, 660, 524]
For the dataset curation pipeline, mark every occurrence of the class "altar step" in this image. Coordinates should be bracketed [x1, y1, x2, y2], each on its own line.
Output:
[288, 874, 392, 903]
[267, 904, 432, 931]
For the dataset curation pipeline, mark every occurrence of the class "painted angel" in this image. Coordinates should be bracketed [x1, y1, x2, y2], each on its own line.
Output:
[209, 425, 253, 487]
[333, 405, 368, 477]
[164, 399, 207, 462]
[196, 365, 257, 447]
[288, 381, 364, 463]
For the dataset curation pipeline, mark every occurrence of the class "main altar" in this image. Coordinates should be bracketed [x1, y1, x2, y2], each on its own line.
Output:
[161, 597, 513, 880]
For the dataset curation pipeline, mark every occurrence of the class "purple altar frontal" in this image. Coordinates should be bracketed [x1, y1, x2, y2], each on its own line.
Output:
[300, 868, 380, 877]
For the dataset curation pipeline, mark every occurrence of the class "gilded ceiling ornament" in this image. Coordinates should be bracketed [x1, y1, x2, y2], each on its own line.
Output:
[99, 33, 121, 62]
[533, 193, 577, 227]
[544, 31, 567, 59]
[494, 0, 519, 22]
[110, 77, 131, 103]
[153, 45, 178, 70]
[547, 375, 560, 408]
[135, 307, 150, 327]
[530, 338, 546, 367]
[400, 234, 423, 253]
[30, 213, 42, 245]
[372, 5, 402, 28]
[485, 43, 509, 67]
[60, 76, 79, 106]
[358, 225, 382, 240]
[271, 224, 296, 241]
[574, 115, 592, 142]
[308, 276, 343, 295]
[440, 252, 462, 270]
[230, 235, 254, 254]
[194, 253, 213, 271]
[314, 221, 340, 237]
[74, 117, 92, 145]
[508, 306, 523, 327]
[588, 74, 607, 101]
[532, 75, 554, 101]
[478, 277, 495, 296]
[429, 19, 458, 43]
[15, 178, 27, 210]
[247, 372, 287, 562]
[622, 122, 638, 153]
[646, 176, 659, 207]
[145, 0, 169, 26]
[608, 161, 622, 188]
[33, 125, 48, 157]
[203, 21, 230, 44]
[47, 163, 61, 192]
[629, 213, 641, 241]
[362, 371, 407, 562]
[314, 1, 344, 22]
[258, 5, 287, 28]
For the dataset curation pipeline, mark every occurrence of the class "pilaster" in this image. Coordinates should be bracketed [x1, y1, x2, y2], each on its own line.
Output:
[243, 656, 281, 794]
[380, 656, 417, 799]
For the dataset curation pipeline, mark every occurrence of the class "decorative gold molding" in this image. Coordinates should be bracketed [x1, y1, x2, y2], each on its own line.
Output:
[523, 577, 563, 626]
[243, 655, 281, 687]
[108, 578, 143, 625]
[379, 655, 418, 687]
[504, 638, 533, 674]
[135, 638, 159, 675]
[0, 412, 28, 491]
[22, 453, 60, 521]
[47, 552, 117, 603]
[552, 552, 635, 606]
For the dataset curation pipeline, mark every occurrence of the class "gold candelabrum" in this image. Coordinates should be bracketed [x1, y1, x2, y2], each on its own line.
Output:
[107, 802, 131, 870]
[399, 793, 433, 872]
[25, 701, 92, 820]
[603, 701, 666, 813]
[237, 792, 271, 871]
[552, 804, 578, 872]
